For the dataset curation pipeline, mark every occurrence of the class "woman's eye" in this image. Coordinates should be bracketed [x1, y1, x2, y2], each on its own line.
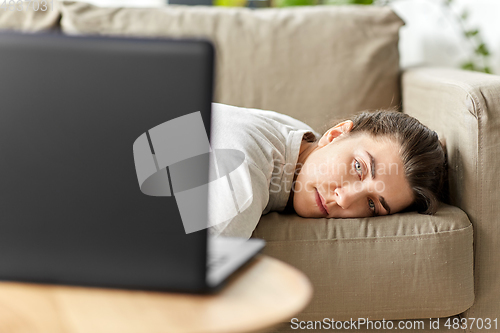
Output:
[368, 198, 376, 215]
[354, 160, 363, 177]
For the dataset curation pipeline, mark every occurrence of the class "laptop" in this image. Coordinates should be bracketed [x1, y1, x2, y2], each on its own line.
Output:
[0, 31, 264, 292]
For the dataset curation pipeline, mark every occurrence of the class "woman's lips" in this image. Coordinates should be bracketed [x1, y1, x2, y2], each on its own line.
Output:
[315, 188, 329, 216]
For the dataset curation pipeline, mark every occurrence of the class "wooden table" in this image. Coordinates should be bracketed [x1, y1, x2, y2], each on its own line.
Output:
[0, 255, 312, 333]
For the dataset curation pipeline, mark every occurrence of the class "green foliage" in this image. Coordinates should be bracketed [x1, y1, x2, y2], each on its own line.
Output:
[458, 19, 492, 73]
[461, 62, 492, 74]
[439, 0, 492, 74]
[475, 43, 490, 56]
[381, 0, 493, 74]
[461, 62, 475, 71]
[323, 0, 373, 4]
[214, 0, 247, 6]
[464, 29, 479, 37]
[274, 0, 316, 6]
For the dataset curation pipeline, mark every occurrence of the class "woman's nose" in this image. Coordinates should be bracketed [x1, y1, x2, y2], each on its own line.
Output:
[334, 182, 367, 209]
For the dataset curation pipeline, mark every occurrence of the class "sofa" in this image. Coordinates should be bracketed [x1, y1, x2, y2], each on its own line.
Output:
[2, 2, 499, 332]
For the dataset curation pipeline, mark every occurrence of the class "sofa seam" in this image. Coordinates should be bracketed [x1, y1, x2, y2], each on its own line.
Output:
[261, 224, 473, 244]
[467, 76, 483, 333]
[301, 296, 475, 319]
[300, 308, 469, 317]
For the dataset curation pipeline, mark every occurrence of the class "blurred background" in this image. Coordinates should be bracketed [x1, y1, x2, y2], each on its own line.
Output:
[76, 0, 500, 75]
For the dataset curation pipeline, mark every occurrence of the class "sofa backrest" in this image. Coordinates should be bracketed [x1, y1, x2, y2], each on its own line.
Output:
[1, 2, 404, 133]
[55, 2, 403, 133]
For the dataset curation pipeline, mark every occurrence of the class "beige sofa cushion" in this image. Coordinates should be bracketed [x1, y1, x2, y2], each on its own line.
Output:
[59, 2, 403, 132]
[252, 203, 474, 321]
[0, 1, 60, 31]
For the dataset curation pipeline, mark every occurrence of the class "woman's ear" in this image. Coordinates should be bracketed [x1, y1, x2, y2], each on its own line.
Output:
[439, 137, 446, 150]
[317, 120, 354, 147]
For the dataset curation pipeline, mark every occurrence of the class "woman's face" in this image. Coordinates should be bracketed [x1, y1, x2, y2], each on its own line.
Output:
[293, 121, 414, 218]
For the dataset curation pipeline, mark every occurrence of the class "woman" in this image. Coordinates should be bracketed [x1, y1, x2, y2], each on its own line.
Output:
[209, 103, 446, 238]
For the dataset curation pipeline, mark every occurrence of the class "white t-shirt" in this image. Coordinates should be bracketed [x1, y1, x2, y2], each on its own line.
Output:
[209, 103, 319, 239]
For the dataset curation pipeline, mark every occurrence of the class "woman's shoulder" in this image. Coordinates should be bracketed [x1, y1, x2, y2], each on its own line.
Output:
[211, 103, 316, 135]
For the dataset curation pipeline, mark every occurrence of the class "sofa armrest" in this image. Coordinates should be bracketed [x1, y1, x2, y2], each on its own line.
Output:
[402, 67, 500, 216]
[402, 67, 500, 324]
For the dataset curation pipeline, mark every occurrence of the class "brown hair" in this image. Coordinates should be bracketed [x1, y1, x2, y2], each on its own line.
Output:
[344, 110, 446, 215]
